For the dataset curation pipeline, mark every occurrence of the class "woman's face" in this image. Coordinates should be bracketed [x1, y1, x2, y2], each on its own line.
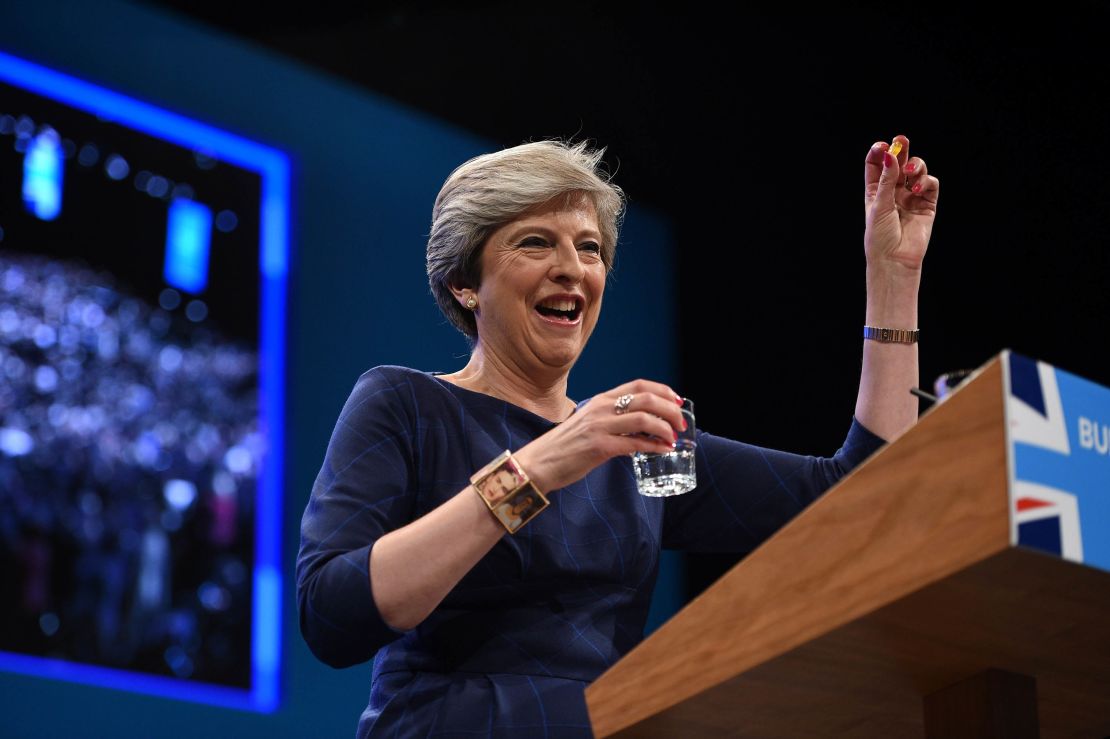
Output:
[470, 196, 606, 375]
[491, 470, 516, 498]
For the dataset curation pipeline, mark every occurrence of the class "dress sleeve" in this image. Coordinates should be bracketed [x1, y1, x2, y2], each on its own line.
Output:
[662, 417, 886, 553]
[296, 367, 417, 668]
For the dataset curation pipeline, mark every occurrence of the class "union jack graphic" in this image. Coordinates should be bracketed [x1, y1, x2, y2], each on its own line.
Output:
[1012, 480, 1083, 561]
[1006, 353, 1083, 562]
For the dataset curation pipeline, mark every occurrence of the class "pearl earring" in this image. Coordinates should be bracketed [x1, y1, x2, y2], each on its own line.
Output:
[466, 295, 478, 310]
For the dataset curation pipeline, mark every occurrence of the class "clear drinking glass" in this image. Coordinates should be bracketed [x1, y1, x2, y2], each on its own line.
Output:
[632, 398, 696, 497]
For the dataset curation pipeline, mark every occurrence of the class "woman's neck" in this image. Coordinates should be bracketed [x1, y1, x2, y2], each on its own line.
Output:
[438, 344, 575, 423]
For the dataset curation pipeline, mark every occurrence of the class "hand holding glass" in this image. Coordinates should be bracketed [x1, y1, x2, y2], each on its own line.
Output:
[632, 398, 696, 497]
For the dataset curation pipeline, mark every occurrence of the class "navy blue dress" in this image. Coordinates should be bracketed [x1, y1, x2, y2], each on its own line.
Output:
[296, 366, 885, 738]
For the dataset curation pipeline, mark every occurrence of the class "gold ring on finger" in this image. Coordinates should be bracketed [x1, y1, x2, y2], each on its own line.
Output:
[614, 394, 634, 415]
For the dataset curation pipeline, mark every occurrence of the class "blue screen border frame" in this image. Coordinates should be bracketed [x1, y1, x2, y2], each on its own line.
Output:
[0, 49, 289, 713]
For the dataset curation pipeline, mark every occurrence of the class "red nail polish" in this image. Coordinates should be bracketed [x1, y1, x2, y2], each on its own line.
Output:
[883, 152, 894, 168]
[673, 430, 679, 442]
[912, 183, 922, 193]
[904, 162, 916, 173]
[674, 396, 683, 406]
[681, 418, 688, 431]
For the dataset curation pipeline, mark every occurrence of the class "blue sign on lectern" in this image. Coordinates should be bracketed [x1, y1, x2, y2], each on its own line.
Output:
[1004, 351, 1110, 572]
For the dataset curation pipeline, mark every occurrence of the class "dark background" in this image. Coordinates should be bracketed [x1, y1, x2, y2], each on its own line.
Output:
[137, 1, 1110, 590]
[2, 2, 1109, 736]
[138, 1, 1110, 422]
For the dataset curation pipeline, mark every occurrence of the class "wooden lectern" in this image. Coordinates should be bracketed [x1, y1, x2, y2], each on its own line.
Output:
[585, 356, 1110, 737]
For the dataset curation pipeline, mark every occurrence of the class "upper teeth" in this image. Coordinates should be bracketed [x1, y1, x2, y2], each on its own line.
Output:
[539, 299, 577, 312]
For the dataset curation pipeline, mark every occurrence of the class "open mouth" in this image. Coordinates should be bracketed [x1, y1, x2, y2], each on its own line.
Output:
[534, 296, 583, 323]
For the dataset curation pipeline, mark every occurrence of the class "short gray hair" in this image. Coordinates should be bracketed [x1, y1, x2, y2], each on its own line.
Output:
[426, 140, 625, 340]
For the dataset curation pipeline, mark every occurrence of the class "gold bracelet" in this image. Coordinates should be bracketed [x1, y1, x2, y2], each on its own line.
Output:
[470, 450, 549, 534]
[863, 326, 919, 344]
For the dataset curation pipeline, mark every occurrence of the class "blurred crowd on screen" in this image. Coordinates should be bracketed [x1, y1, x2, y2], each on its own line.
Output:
[0, 249, 261, 687]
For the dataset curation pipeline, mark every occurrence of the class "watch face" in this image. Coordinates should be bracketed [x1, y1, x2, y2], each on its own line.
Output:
[476, 460, 526, 505]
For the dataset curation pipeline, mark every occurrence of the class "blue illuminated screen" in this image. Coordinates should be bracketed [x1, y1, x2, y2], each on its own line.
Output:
[0, 52, 287, 712]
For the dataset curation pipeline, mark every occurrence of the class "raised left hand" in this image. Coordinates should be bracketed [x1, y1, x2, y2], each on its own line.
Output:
[863, 135, 939, 273]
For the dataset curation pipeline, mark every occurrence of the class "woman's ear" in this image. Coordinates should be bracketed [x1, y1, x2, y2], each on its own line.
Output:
[449, 281, 478, 311]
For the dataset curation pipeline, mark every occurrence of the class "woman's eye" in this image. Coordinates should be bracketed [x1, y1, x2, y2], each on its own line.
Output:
[579, 242, 601, 254]
[519, 237, 548, 248]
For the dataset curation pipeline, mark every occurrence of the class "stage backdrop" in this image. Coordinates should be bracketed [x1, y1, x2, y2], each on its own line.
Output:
[0, 2, 679, 737]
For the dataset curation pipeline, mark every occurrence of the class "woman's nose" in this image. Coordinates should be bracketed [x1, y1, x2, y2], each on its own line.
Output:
[549, 242, 585, 283]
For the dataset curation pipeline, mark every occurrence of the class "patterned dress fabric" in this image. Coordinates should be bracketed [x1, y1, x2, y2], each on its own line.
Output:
[297, 366, 886, 738]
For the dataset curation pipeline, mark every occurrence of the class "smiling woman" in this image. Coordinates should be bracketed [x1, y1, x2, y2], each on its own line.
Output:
[444, 196, 607, 393]
[296, 137, 939, 737]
